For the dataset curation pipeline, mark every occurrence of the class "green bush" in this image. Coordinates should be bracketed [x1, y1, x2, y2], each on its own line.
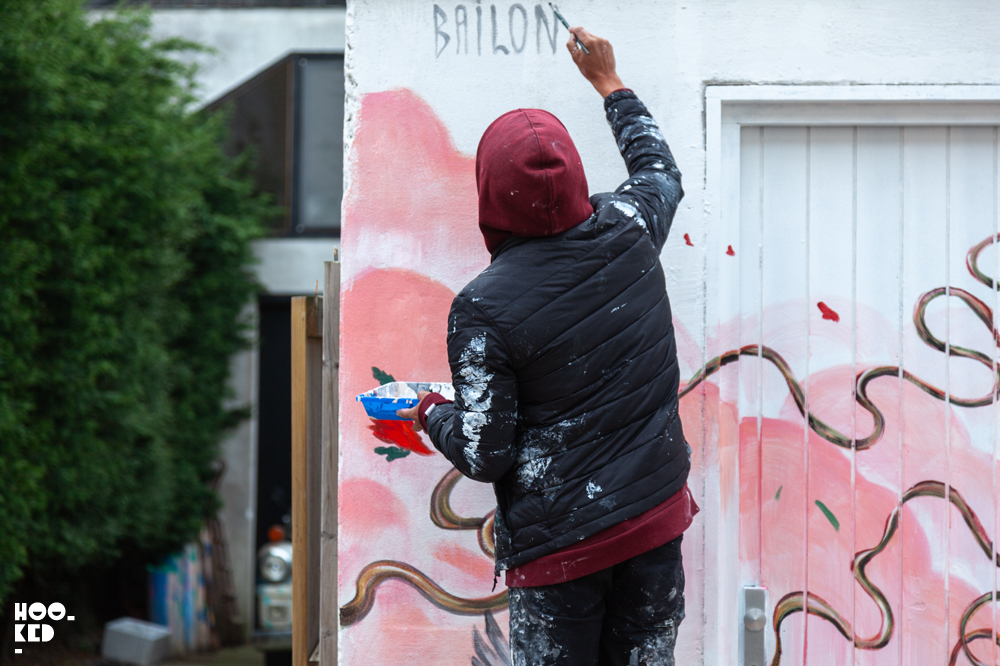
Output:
[0, 0, 267, 605]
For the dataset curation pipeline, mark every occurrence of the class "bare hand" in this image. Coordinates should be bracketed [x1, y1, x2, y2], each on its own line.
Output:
[395, 390, 431, 431]
[566, 27, 625, 98]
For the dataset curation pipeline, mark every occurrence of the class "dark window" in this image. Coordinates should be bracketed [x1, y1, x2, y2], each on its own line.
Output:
[206, 53, 344, 237]
[293, 55, 344, 233]
[209, 59, 293, 232]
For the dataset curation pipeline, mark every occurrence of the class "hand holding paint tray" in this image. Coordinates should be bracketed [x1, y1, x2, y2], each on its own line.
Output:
[356, 381, 454, 421]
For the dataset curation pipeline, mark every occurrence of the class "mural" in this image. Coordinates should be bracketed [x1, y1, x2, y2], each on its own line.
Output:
[339, 86, 1000, 664]
[337, 87, 703, 664]
[338, 88, 507, 665]
[688, 235, 1000, 665]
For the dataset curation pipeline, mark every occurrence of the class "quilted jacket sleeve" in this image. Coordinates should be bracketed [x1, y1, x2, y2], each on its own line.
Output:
[425, 294, 518, 483]
[603, 89, 684, 252]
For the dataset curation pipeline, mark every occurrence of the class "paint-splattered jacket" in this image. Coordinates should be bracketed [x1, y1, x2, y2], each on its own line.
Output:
[426, 90, 688, 574]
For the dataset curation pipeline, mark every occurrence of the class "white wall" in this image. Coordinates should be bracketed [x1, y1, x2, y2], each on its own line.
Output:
[253, 239, 341, 296]
[345, 0, 1000, 340]
[341, 1, 1000, 664]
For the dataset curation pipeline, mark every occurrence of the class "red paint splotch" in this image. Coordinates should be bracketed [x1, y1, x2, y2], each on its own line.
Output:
[684, 233, 694, 247]
[726, 245, 735, 256]
[369, 419, 434, 455]
[817, 301, 840, 322]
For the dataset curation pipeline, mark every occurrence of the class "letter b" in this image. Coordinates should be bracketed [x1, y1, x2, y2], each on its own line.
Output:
[434, 5, 451, 57]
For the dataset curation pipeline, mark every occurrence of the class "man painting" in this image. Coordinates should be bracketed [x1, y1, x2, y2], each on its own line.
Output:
[398, 26, 696, 666]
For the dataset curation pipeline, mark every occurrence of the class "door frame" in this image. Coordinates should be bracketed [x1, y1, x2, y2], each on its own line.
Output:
[702, 85, 1000, 666]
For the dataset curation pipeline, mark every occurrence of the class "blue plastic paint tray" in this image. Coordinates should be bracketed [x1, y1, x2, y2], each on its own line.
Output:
[356, 381, 455, 420]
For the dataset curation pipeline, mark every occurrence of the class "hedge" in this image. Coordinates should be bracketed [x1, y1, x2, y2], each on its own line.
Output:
[0, 0, 268, 605]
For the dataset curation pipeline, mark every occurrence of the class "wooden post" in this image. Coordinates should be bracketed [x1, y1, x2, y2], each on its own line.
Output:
[319, 259, 340, 666]
[291, 296, 323, 666]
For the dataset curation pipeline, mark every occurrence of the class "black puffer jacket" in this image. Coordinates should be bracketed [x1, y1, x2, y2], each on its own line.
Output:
[426, 90, 686, 573]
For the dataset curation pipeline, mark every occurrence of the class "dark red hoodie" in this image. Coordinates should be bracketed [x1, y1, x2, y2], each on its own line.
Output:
[476, 109, 594, 254]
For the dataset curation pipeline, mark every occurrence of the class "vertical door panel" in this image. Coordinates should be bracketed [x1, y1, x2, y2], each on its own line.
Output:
[900, 126, 950, 666]
[854, 126, 905, 666]
[760, 126, 810, 666]
[945, 126, 998, 666]
[805, 126, 857, 665]
[740, 126, 764, 590]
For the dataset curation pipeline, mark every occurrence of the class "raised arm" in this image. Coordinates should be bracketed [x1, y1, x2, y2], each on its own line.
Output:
[568, 27, 684, 251]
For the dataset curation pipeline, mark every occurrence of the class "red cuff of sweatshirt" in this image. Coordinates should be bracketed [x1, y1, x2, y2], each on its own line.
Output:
[418, 392, 452, 430]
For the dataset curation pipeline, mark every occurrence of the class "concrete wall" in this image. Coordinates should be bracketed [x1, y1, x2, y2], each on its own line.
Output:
[339, 1, 1000, 664]
[147, 8, 346, 105]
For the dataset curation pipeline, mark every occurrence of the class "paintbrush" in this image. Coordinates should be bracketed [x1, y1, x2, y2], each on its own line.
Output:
[548, 3, 590, 55]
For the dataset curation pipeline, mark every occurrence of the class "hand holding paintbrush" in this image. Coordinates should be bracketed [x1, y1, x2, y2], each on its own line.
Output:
[564, 25, 626, 99]
[549, 3, 589, 54]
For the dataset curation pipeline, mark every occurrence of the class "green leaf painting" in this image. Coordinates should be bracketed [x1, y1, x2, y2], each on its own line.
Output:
[775, 485, 783, 501]
[372, 367, 396, 385]
[374, 446, 411, 462]
[815, 500, 840, 532]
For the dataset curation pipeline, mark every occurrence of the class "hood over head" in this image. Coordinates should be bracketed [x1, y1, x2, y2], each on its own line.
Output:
[476, 109, 593, 254]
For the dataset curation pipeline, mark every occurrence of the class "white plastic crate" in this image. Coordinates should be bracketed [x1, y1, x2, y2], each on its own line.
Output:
[101, 617, 172, 666]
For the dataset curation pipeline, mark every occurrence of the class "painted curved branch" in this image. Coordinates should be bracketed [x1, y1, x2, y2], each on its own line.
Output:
[770, 481, 999, 665]
[680, 307, 999, 452]
[681, 235, 1000, 454]
[431, 468, 498, 557]
[339, 559, 508, 626]
[431, 467, 484, 530]
[340, 468, 506, 626]
[954, 591, 1000, 666]
[949, 627, 1000, 666]
[341, 235, 1000, 640]
[703, 234, 1000, 665]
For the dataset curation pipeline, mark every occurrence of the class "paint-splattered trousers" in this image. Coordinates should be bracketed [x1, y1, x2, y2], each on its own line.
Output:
[508, 535, 685, 666]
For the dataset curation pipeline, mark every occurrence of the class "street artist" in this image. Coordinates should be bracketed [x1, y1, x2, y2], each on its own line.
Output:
[398, 25, 696, 666]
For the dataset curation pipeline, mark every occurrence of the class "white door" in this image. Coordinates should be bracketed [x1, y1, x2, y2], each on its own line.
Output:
[705, 113, 1000, 666]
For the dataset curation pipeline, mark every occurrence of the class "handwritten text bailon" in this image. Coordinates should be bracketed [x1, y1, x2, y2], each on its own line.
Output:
[433, 3, 564, 57]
